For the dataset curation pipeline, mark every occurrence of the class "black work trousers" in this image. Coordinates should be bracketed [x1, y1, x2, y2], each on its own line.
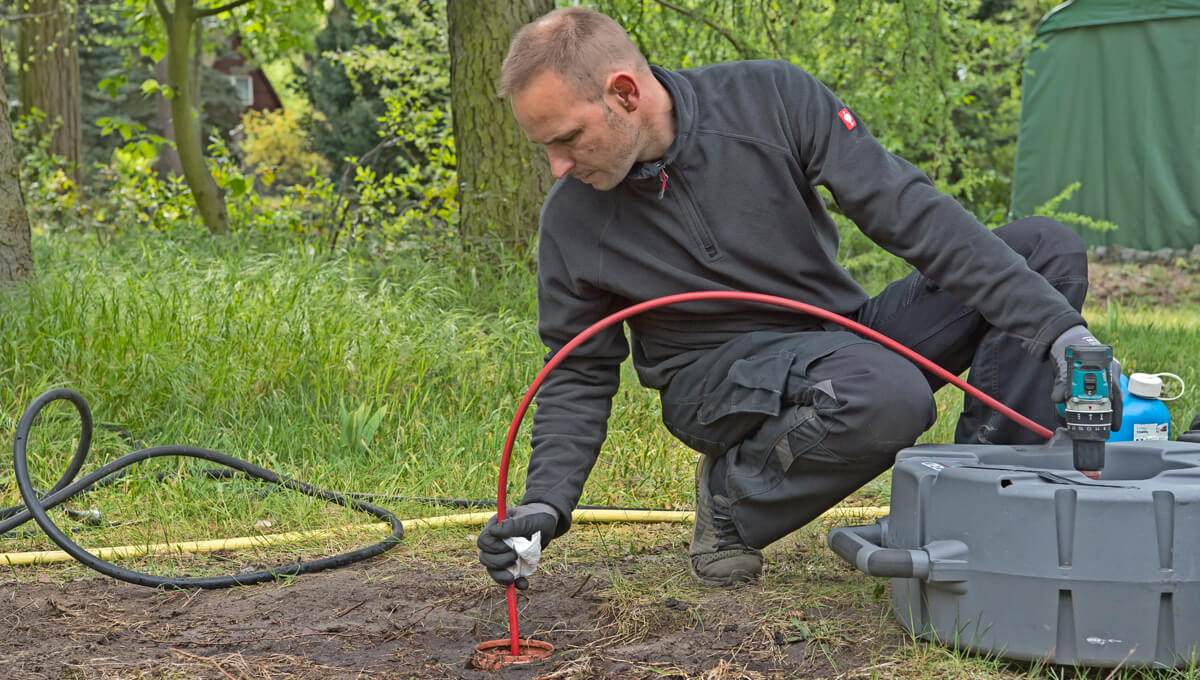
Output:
[659, 218, 1089, 548]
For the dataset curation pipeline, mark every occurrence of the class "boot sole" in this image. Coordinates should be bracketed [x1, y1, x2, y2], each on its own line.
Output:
[688, 561, 762, 587]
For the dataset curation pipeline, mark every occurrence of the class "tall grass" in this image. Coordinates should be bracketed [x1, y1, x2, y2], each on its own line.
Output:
[0, 229, 680, 552]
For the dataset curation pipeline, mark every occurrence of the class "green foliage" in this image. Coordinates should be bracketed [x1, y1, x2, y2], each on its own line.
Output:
[205, 133, 344, 239]
[1034, 182, 1119, 233]
[101, 0, 324, 64]
[30, 0, 1060, 261]
[14, 101, 204, 236]
[0, 19, 15, 87]
[296, 0, 403, 179]
[86, 0, 330, 234]
[298, 0, 458, 250]
[17, 109, 327, 241]
[87, 141, 198, 233]
[339, 400, 388, 454]
[20, 108, 450, 255]
[80, 4, 244, 174]
[12, 110, 80, 228]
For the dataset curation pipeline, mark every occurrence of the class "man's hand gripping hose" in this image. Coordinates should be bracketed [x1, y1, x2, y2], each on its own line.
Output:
[486, 290, 1095, 657]
[477, 502, 557, 589]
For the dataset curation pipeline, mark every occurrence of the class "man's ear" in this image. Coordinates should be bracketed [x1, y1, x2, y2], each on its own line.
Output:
[609, 73, 640, 112]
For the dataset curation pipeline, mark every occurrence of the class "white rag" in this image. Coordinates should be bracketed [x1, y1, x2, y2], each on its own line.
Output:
[503, 531, 542, 580]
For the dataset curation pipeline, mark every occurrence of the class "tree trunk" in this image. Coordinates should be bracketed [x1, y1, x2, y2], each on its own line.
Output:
[16, 0, 83, 188]
[0, 35, 35, 283]
[162, 0, 229, 235]
[447, 0, 553, 249]
[153, 57, 185, 176]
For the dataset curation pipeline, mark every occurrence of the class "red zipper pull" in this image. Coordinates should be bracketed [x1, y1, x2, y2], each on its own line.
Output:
[657, 166, 669, 199]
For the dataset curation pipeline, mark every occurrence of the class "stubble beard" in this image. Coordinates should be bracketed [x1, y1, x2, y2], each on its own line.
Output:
[594, 105, 642, 192]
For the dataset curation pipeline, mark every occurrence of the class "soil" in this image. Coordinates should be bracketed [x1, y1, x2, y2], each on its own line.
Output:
[1, 548, 895, 680]
[1086, 261, 1200, 307]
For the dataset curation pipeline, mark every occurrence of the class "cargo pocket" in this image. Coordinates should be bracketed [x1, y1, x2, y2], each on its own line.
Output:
[661, 350, 795, 457]
[723, 334, 872, 501]
[697, 351, 795, 425]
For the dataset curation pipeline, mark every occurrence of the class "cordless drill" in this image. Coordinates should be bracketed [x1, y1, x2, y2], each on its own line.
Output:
[1063, 344, 1114, 474]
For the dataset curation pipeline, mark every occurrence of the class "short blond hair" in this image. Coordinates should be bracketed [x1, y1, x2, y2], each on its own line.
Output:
[499, 7, 650, 100]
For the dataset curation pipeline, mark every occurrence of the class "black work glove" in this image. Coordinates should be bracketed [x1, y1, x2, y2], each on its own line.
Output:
[1049, 325, 1123, 432]
[477, 502, 559, 590]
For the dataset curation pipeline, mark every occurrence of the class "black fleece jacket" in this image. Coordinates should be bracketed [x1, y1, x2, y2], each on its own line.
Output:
[525, 60, 1085, 537]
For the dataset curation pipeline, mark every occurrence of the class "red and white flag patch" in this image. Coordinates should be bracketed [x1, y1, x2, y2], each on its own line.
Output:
[837, 107, 857, 131]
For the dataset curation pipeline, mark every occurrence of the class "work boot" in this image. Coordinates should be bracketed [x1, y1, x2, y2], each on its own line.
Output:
[689, 454, 763, 586]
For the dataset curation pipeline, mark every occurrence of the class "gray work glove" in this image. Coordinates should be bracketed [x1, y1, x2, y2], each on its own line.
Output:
[477, 502, 559, 590]
[1178, 413, 1200, 444]
[1049, 325, 1122, 431]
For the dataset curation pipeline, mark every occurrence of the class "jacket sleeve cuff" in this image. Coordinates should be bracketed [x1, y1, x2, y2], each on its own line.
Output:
[1034, 310, 1088, 359]
[520, 492, 576, 539]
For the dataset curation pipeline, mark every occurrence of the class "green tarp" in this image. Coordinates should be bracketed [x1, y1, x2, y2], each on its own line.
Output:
[1010, 0, 1200, 250]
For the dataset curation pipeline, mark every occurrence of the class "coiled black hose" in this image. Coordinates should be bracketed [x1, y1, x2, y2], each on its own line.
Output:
[5, 388, 403, 589]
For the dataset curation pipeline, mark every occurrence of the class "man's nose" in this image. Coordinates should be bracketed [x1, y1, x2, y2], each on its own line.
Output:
[547, 150, 574, 179]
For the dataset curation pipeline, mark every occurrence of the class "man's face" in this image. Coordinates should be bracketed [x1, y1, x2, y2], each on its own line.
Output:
[511, 70, 641, 191]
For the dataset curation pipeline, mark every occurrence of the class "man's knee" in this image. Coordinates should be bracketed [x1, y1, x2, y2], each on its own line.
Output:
[804, 349, 936, 463]
[994, 217, 1087, 277]
[992, 217, 1088, 310]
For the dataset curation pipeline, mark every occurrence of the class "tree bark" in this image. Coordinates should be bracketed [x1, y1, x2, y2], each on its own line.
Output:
[447, 0, 553, 249]
[16, 0, 83, 187]
[0, 35, 35, 283]
[161, 0, 229, 235]
[153, 57, 185, 176]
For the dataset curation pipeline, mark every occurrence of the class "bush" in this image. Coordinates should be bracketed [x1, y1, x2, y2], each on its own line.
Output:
[238, 109, 330, 189]
[12, 110, 81, 230]
[88, 143, 200, 234]
[297, 0, 458, 251]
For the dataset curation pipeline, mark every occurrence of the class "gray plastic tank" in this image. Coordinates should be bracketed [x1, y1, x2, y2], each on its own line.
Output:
[829, 440, 1200, 668]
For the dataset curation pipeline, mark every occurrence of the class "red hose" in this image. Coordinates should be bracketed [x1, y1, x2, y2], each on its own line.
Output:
[495, 291, 1054, 654]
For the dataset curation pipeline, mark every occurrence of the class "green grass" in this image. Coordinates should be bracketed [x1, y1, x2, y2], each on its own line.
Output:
[4, 227, 1200, 678]
[0, 227, 686, 551]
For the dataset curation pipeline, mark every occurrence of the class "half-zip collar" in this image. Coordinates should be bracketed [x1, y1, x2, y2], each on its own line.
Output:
[624, 66, 698, 192]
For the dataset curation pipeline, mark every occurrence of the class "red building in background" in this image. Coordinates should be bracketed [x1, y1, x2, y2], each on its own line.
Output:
[211, 34, 282, 112]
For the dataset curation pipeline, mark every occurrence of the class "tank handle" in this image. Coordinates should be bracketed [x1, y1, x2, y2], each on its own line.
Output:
[828, 522, 929, 579]
[829, 521, 971, 585]
[1152, 373, 1186, 401]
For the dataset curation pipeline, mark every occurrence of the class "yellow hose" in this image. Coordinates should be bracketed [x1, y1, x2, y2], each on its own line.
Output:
[0, 505, 889, 567]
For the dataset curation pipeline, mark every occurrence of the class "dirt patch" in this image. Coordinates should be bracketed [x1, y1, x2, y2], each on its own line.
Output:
[0, 535, 899, 679]
[1087, 261, 1200, 307]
